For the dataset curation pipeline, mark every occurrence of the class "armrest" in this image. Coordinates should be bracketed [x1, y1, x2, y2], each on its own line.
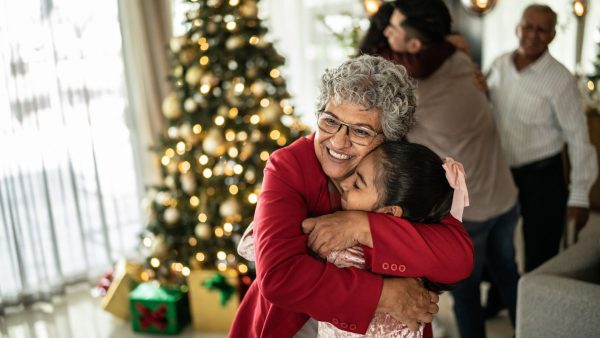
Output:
[516, 274, 600, 337]
[531, 236, 600, 282]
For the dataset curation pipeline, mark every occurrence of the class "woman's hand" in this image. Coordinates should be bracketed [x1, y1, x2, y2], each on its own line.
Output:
[377, 278, 439, 332]
[302, 211, 372, 258]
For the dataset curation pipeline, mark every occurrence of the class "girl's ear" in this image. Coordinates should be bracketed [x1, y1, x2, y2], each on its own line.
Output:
[406, 37, 422, 54]
[375, 205, 403, 217]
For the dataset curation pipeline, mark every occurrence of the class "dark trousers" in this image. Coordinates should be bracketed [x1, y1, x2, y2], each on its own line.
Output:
[452, 204, 520, 338]
[511, 153, 567, 272]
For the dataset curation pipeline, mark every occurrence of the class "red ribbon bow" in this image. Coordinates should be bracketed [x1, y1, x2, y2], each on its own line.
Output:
[442, 157, 470, 221]
[136, 303, 168, 330]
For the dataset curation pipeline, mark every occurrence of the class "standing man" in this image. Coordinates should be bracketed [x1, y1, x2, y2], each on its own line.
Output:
[487, 4, 598, 272]
[381, 1, 520, 337]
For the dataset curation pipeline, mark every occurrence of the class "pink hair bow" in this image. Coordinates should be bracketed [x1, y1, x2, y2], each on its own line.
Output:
[442, 157, 470, 221]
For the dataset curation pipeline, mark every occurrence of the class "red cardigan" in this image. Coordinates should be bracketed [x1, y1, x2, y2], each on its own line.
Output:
[230, 134, 473, 337]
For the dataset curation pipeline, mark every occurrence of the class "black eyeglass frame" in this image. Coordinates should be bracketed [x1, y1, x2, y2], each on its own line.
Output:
[316, 112, 383, 146]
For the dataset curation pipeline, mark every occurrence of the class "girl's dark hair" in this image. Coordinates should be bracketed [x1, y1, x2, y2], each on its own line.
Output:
[373, 141, 453, 223]
[357, 2, 394, 56]
[373, 141, 456, 293]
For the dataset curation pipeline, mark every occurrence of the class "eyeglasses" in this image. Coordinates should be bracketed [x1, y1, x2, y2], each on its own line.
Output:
[317, 112, 382, 146]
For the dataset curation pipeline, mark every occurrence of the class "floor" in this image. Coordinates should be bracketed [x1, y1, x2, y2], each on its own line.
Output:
[2, 214, 599, 338]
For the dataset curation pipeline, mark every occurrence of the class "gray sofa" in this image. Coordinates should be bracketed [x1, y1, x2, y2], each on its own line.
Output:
[516, 235, 600, 337]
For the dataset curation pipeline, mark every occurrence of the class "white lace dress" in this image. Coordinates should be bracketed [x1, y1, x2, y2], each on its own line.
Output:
[317, 247, 423, 338]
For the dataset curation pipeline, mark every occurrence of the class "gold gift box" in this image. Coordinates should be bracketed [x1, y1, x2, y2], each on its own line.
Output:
[187, 269, 240, 332]
[101, 260, 144, 319]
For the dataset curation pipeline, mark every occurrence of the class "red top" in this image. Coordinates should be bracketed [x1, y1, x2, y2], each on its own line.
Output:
[230, 134, 474, 337]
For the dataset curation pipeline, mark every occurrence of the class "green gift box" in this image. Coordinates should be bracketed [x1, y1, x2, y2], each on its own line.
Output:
[129, 282, 190, 335]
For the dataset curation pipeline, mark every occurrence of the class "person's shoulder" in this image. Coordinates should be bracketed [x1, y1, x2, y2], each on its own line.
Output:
[270, 135, 313, 163]
[428, 50, 471, 79]
[265, 134, 326, 193]
[449, 50, 472, 68]
[536, 53, 576, 92]
[489, 52, 512, 69]
[544, 53, 573, 79]
[266, 134, 317, 175]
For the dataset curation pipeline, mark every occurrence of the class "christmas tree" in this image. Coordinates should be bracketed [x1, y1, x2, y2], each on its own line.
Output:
[140, 0, 306, 285]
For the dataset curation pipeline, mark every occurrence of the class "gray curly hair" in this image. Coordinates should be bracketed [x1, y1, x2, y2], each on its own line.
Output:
[315, 55, 417, 141]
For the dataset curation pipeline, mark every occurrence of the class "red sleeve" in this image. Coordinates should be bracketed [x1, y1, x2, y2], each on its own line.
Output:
[362, 214, 474, 284]
[254, 146, 381, 335]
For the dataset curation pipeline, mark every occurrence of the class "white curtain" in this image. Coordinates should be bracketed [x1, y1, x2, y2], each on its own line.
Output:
[118, 0, 172, 187]
[0, 0, 143, 310]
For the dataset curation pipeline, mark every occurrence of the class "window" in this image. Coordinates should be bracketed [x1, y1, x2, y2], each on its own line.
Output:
[0, 0, 141, 303]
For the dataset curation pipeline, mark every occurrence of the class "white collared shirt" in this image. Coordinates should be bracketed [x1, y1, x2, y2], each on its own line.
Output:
[487, 50, 598, 207]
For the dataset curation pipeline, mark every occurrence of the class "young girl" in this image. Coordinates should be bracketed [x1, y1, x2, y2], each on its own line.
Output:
[317, 141, 468, 338]
[238, 141, 469, 338]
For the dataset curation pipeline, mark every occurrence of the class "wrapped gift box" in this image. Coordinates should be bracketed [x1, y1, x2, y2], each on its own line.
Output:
[188, 269, 240, 332]
[129, 282, 190, 335]
[101, 260, 144, 319]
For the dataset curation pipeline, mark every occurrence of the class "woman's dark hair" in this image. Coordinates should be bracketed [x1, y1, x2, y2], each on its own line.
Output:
[392, 0, 452, 45]
[373, 141, 456, 293]
[357, 2, 394, 56]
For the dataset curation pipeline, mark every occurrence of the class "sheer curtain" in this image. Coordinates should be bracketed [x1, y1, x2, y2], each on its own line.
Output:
[0, 0, 143, 311]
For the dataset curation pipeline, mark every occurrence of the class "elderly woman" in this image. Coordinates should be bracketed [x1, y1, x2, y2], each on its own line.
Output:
[230, 55, 473, 338]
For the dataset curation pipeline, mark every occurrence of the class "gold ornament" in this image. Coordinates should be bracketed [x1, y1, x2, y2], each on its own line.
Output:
[239, 143, 255, 161]
[250, 80, 265, 96]
[262, 104, 281, 123]
[226, 35, 245, 50]
[185, 66, 203, 85]
[213, 161, 225, 176]
[226, 86, 242, 106]
[193, 93, 208, 108]
[179, 123, 201, 144]
[181, 172, 197, 194]
[162, 93, 182, 119]
[178, 48, 196, 65]
[167, 126, 179, 139]
[183, 98, 198, 113]
[195, 223, 211, 239]
[217, 105, 229, 117]
[251, 129, 263, 142]
[173, 65, 183, 78]
[165, 175, 176, 189]
[164, 207, 180, 225]
[206, 21, 218, 34]
[150, 235, 168, 258]
[202, 128, 226, 156]
[207, 0, 222, 7]
[219, 197, 241, 217]
[228, 61, 239, 71]
[273, 76, 284, 85]
[239, 0, 258, 17]
[246, 65, 258, 79]
[169, 36, 187, 53]
[190, 32, 201, 43]
[201, 72, 220, 87]
[244, 169, 256, 183]
[155, 191, 171, 205]
[167, 161, 178, 174]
